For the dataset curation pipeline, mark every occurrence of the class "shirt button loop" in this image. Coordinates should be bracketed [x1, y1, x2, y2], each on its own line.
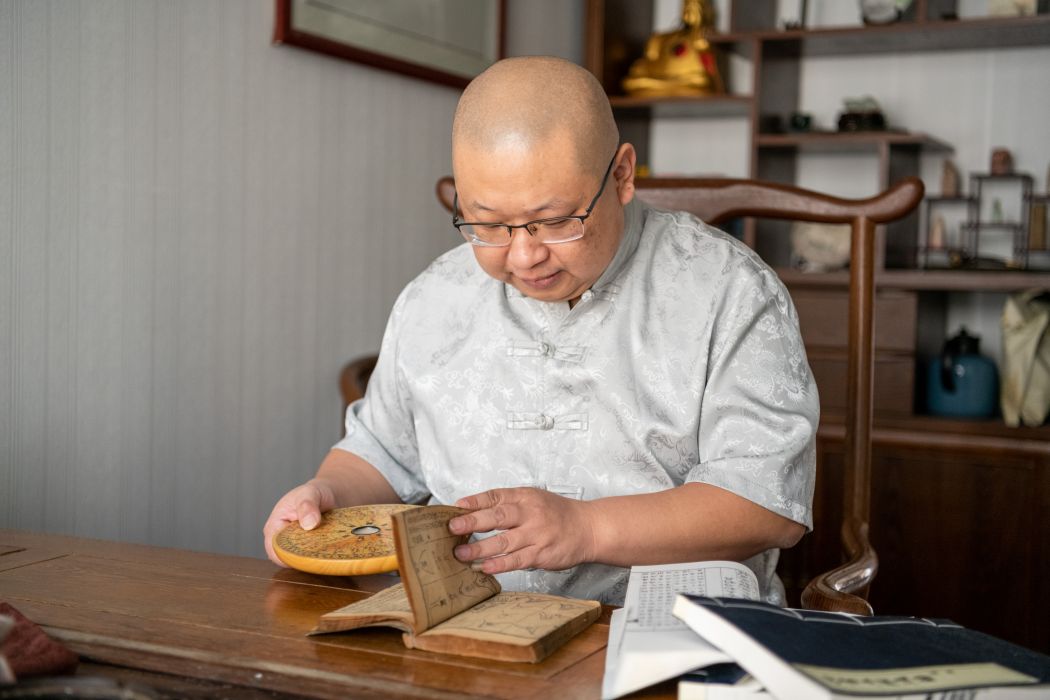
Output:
[539, 342, 553, 357]
[537, 414, 555, 430]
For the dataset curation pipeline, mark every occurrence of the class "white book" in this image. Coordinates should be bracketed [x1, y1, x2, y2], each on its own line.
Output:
[601, 560, 761, 700]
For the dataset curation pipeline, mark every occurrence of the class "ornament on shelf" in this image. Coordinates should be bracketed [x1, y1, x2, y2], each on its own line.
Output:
[988, 0, 1037, 16]
[621, 0, 724, 98]
[783, 0, 810, 29]
[860, 0, 913, 24]
[991, 147, 1014, 175]
[790, 222, 851, 273]
[927, 327, 1000, 419]
[1031, 203, 1047, 251]
[930, 215, 947, 249]
[941, 159, 961, 197]
[837, 95, 886, 131]
[992, 198, 1004, 223]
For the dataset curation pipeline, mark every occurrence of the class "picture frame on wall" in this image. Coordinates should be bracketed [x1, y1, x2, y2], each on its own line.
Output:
[273, 0, 505, 89]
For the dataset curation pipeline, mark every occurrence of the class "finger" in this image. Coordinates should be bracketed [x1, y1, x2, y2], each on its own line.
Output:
[454, 529, 518, 562]
[449, 502, 518, 535]
[477, 546, 540, 575]
[455, 487, 518, 511]
[263, 519, 290, 567]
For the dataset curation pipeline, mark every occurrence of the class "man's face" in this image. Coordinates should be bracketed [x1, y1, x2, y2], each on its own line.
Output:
[452, 134, 632, 305]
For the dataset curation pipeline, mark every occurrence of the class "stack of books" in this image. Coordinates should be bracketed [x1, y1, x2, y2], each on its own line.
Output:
[602, 562, 1050, 699]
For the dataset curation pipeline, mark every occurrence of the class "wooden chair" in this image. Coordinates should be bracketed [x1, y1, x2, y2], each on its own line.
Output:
[340, 355, 377, 406]
[347, 174, 924, 615]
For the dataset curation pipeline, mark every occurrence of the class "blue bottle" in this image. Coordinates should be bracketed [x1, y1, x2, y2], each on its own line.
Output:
[926, 327, 1000, 418]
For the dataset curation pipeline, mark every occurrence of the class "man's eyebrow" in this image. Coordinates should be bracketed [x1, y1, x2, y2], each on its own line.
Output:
[469, 198, 575, 217]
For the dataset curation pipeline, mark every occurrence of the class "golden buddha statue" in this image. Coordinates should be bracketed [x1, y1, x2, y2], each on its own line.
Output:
[622, 0, 724, 98]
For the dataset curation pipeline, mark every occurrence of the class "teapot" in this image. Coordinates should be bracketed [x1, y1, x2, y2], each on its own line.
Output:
[926, 327, 999, 418]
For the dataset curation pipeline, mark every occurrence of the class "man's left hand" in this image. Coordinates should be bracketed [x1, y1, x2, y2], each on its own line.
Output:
[449, 487, 597, 574]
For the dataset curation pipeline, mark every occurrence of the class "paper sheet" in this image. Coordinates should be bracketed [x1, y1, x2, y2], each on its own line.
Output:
[601, 561, 760, 700]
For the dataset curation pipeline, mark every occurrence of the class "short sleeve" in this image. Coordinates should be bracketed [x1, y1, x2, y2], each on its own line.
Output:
[333, 289, 430, 504]
[686, 259, 818, 529]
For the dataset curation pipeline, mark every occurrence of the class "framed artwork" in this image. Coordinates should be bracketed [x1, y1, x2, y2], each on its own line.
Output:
[273, 0, 505, 89]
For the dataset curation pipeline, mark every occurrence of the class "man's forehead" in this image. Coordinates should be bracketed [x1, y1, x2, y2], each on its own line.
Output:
[452, 134, 600, 216]
[454, 127, 580, 167]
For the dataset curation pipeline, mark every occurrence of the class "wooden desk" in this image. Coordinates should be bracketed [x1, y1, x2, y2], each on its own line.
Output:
[0, 530, 670, 699]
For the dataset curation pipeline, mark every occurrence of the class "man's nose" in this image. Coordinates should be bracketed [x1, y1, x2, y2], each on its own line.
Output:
[507, 228, 549, 268]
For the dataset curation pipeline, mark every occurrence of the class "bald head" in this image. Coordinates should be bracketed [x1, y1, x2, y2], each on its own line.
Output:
[452, 57, 619, 178]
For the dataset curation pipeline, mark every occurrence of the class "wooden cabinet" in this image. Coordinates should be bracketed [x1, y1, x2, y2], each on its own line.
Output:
[779, 417, 1050, 653]
[586, 0, 1050, 651]
[794, 288, 923, 416]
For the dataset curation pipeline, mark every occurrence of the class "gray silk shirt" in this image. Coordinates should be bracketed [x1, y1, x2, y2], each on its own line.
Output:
[334, 200, 818, 605]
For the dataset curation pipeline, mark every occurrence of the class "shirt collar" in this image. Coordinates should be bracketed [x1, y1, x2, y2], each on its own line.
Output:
[591, 198, 644, 293]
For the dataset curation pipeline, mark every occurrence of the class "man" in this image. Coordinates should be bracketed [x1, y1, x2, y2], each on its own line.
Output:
[264, 56, 817, 605]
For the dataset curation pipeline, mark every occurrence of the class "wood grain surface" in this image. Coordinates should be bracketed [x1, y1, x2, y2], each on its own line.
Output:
[0, 530, 649, 699]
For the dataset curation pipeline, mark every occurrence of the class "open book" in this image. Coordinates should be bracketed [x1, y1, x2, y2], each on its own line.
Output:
[672, 595, 1050, 699]
[601, 560, 761, 699]
[309, 505, 601, 663]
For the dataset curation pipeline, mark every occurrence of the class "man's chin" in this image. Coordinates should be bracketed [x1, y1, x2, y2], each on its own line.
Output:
[512, 280, 572, 303]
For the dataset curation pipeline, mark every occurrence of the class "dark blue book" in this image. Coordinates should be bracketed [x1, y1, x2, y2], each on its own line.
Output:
[672, 595, 1050, 699]
[678, 662, 769, 699]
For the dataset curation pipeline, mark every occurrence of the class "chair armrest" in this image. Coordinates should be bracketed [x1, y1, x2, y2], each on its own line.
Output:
[800, 517, 878, 616]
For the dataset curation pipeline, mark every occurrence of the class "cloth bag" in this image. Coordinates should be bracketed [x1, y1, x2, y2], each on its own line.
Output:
[1000, 290, 1050, 427]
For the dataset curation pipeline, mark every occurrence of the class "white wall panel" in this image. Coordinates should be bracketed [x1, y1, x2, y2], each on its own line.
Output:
[1, 0, 466, 557]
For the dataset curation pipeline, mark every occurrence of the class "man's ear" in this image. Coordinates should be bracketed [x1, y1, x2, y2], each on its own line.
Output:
[613, 143, 637, 205]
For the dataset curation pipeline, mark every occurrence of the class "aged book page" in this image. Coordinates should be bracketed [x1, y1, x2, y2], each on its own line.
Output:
[390, 505, 500, 632]
[408, 590, 602, 662]
[310, 582, 416, 634]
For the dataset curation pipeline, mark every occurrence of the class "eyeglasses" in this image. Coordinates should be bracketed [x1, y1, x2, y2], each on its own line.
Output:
[452, 152, 618, 247]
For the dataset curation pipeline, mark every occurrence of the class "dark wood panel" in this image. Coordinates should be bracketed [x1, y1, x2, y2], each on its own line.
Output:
[793, 289, 917, 351]
[868, 446, 1042, 644]
[586, 0, 654, 96]
[781, 438, 1050, 654]
[808, 352, 915, 416]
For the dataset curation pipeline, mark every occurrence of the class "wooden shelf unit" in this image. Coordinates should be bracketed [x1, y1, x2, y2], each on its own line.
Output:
[755, 131, 953, 151]
[715, 14, 1050, 56]
[586, 0, 1050, 653]
[776, 268, 1050, 292]
[607, 93, 752, 118]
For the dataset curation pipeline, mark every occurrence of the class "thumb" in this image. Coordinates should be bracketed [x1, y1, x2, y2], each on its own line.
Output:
[297, 499, 322, 530]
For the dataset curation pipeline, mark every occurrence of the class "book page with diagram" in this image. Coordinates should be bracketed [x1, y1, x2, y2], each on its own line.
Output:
[391, 505, 500, 632]
[407, 589, 601, 662]
[420, 590, 601, 644]
[310, 582, 416, 634]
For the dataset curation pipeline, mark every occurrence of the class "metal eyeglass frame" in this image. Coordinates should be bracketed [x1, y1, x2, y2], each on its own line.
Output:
[452, 152, 619, 247]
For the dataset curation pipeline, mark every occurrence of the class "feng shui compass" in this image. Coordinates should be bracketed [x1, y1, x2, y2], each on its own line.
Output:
[272, 504, 419, 576]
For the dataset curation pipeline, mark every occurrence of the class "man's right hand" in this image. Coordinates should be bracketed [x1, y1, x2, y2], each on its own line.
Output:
[263, 479, 339, 566]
